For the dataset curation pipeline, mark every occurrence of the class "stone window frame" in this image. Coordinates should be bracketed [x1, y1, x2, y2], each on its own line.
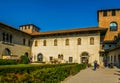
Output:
[77, 38, 81, 45]
[103, 11, 107, 16]
[54, 39, 57, 46]
[90, 37, 94, 45]
[2, 33, 13, 43]
[34, 40, 38, 47]
[110, 22, 118, 31]
[43, 40, 46, 46]
[65, 39, 69, 46]
[69, 57, 73, 63]
[112, 10, 116, 16]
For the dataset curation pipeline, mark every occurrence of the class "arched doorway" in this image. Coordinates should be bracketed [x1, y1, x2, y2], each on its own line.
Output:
[80, 52, 89, 64]
[2, 48, 11, 59]
[37, 53, 43, 61]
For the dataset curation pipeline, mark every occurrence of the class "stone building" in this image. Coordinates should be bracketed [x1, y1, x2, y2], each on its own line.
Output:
[0, 23, 32, 59]
[0, 8, 120, 66]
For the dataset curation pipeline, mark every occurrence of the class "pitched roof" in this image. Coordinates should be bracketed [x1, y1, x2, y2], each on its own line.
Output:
[31, 27, 107, 36]
[0, 22, 31, 35]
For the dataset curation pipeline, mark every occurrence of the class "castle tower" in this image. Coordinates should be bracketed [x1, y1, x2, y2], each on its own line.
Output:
[98, 9, 120, 41]
[20, 24, 40, 34]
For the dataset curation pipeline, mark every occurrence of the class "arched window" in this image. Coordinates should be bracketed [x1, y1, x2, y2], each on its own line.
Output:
[66, 39, 69, 46]
[61, 54, 63, 60]
[54, 39, 57, 46]
[37, 53, 43, 61]
[34, 40, 38, 46]
[43, 40, 46, 46]
[3, 48, 11, 55]
[58, 54, 61, 59]
[110, 22, 118, 31]
[78, 38, 81, 45]
[90, 37, 94, 45]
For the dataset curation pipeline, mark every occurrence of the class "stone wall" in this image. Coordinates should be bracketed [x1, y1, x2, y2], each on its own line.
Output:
[0, 23, 31, 59]
[98, 10, 120, 41]
[32, 32, 100, 65]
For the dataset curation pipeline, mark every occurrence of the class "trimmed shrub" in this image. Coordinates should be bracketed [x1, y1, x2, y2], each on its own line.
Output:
[20, 55, 29, 64]
[0, 59, 17, 65]
[0, 64, 87, 83]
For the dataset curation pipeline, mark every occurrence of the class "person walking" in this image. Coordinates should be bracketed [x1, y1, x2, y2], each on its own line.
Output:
[94, 60, 97, 70]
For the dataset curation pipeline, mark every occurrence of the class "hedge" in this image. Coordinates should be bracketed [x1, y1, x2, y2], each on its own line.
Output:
[0, 59, 17, 65]
[0, 64, 87, 83]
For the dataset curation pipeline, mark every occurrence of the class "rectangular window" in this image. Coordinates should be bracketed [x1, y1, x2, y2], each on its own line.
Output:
[112, 10, 116, 16]
[2, 33, 5, 42]
[23, 39, 26, 45]
[114, 55, 116, 62]
[50, 56, 53, 61]
[28, 40, 31, 46]
[103, 11, 107, 16]
[111, 56, 112, 62]
[35, 40, 38, 47]
[69, 57, 73, 63]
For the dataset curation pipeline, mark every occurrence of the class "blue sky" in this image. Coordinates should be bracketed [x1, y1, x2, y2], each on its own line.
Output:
[0, 0, 120, 32]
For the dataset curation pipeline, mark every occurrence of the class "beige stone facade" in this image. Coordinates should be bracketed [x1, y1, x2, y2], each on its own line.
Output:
[31, 32, 101, 65]
[1, 8, 120, 66]
[0, 23, 31, 59]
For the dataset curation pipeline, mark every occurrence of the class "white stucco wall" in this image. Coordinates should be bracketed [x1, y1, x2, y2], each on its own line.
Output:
[31, 32, 100, 65]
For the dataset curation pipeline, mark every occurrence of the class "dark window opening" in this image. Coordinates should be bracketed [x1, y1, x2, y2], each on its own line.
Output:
[103, 11, 107, 16]
[28, 40, 31, 46]
[50, 57, 53, 61]
[112, 10, 116, 16]
[10, 35, 12, 43]
[109, 45, 111, 47]
[43, 40, 46, 46]
[23, 39, 26, 45]
[2, 33, 5, 42]
[6, 34, 9, 42]
[69, 57, 73, 63]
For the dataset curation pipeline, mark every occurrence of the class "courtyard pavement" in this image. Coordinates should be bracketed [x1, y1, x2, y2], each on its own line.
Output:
[63, 67, 120, 83]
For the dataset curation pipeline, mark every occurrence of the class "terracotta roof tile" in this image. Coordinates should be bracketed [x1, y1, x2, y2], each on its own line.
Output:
[31, 27, 107, 36]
